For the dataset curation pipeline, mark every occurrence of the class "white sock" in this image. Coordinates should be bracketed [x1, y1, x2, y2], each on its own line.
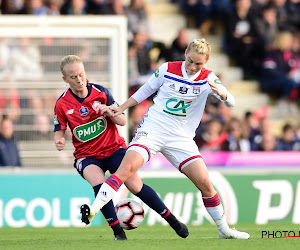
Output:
[91, 182, 117, 213]
[205, 204, 229, 231]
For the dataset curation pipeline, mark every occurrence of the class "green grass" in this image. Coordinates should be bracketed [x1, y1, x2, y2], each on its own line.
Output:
[0, 224, 300, 250]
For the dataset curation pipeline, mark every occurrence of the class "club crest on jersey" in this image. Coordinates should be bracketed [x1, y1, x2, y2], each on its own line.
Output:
[79, 106, 89, 116]
[73, 117, 106, 142]
[163, 99, 192, 117]
[193, 86, 200, 94]
[179, 86, 188, 94]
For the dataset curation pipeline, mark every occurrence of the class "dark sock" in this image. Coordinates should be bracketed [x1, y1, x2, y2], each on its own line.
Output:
[135, 184, 170, 217]
[135, 184, 180, 228]
[93, 184, 123, 235]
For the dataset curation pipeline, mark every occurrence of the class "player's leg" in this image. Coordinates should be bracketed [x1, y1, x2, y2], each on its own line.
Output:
[181, 159, 250, 239]
[125, 173, 189, 238]
[76, 159, 126, 240]
[88, 150, 145, 216]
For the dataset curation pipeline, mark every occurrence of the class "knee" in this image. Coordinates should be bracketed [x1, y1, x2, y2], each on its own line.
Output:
[116, 162, 135, 181]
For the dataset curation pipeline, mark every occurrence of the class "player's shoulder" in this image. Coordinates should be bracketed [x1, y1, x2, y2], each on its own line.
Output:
[195, 67, 213, 81]
[55, 89, 69, 104]
[89, 83, 108, 92]
[166, 61, 184, 76]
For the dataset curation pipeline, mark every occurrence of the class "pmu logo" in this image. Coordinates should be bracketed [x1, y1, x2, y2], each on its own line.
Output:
[163, 99, 192, 117]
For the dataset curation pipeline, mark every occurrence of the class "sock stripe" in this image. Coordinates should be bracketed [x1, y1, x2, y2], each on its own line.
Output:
[109, 220, 120, 227]
[161, 209, 171, 218]
[203, 193, 221, 207]
[106, 174, 123, 191]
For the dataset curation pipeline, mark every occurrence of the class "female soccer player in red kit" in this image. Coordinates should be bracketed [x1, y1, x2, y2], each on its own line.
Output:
[54, 55, 188, 240]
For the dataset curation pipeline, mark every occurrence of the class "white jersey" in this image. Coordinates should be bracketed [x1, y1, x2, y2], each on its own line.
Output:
[131, 61, 235, 139]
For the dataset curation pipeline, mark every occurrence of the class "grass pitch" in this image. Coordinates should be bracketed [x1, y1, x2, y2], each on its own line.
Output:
[0, 223, 299, 250]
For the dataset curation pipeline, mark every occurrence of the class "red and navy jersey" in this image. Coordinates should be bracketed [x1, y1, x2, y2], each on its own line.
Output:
[54, 83, 126, 159]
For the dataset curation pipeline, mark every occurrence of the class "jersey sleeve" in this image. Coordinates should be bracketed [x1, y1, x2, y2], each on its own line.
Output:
[207, 72, 235, 107]
[53, 100, 67, 132]
[131, 63, 167, 103]
[93, 84, 117, 106]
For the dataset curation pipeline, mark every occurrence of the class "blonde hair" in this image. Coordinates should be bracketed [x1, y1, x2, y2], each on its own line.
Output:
[186, 38, 211, 59]
[60, 55, 83, 76]
[274, 31, 294, 51]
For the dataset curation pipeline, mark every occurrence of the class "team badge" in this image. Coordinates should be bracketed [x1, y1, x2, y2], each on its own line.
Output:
[53, 115, 59, 125]
[79, 106, 89, 116]
[214, 79, 222, 84]
[179, 86, 188, 94]
[154, 69, 159, 78]
[193, 86, 200, 94]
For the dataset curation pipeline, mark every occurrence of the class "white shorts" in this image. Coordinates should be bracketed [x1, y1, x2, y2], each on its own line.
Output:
[127, 126, 202, 172]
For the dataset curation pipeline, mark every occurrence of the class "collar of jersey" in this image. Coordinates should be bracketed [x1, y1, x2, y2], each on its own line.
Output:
[69, 84, 92, 103]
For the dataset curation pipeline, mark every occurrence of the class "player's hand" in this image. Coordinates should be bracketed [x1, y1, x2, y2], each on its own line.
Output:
[93, 104, 114, 117]
[207, 78, 227, 100]
[109, 105, 123, 117]
[55, 138, 65, 151]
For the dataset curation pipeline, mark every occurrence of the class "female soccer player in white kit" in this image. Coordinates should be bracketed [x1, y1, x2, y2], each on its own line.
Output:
[82, 38, 250, 239]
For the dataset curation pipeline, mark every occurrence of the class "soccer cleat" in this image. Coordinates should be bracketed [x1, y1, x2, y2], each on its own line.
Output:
[169, 220, 189, 238]
[114, 230, 127, 241]
[218, 227, 250, 239]
[80, 204, 97, 225]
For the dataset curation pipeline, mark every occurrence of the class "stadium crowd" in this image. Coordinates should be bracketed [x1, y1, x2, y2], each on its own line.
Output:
[0, 0, 300, 167]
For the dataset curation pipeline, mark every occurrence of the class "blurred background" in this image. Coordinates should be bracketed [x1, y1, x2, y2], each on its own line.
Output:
[0, 0, 299, 227]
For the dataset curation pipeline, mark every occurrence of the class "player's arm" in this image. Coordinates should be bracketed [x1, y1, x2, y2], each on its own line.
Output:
[110, 97, 138, 117]
[54, 130, 66, 151]
[207, 74, 235, 107]
[111, 63, 166, 116]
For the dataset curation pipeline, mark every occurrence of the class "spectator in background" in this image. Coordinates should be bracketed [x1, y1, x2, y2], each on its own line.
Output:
[194, 118, 227, 151]
[222, 117, 251, 152]
[46, 0, 63, 15]
[250, 116, 273, 150]
[0, 75, 21, 122]
[277, 123, 299, 151]
[18, 0, 49, 15]
[0, 116, 22, 167]
[60, 0, 87, 15]
[87, 0, 123, 15]
[128, 31, 166, 86]
[244, 110, 259, 140]
[257, 132, 279, 151]
[0, 0, 24, 14]
[285, 0, 300, 32]
[273, 0, 300, 32]
[164, 28, 189, 62]
[124, 0, 151, 40]
[32, 113, 52, 140]
[223, 0, 260, 79]
[178, 0, 222, 36]
[8, 37, 43, 80]
[253, 3, 279, 52]
[259, 31, 300, 115]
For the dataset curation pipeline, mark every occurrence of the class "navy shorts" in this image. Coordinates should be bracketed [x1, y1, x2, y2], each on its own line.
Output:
[73, 148, 126, 179]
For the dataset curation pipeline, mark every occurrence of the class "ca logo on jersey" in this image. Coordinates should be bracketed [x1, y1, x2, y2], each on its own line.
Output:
[163, 99, 192, 117]
[73, 117, 106, 142]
